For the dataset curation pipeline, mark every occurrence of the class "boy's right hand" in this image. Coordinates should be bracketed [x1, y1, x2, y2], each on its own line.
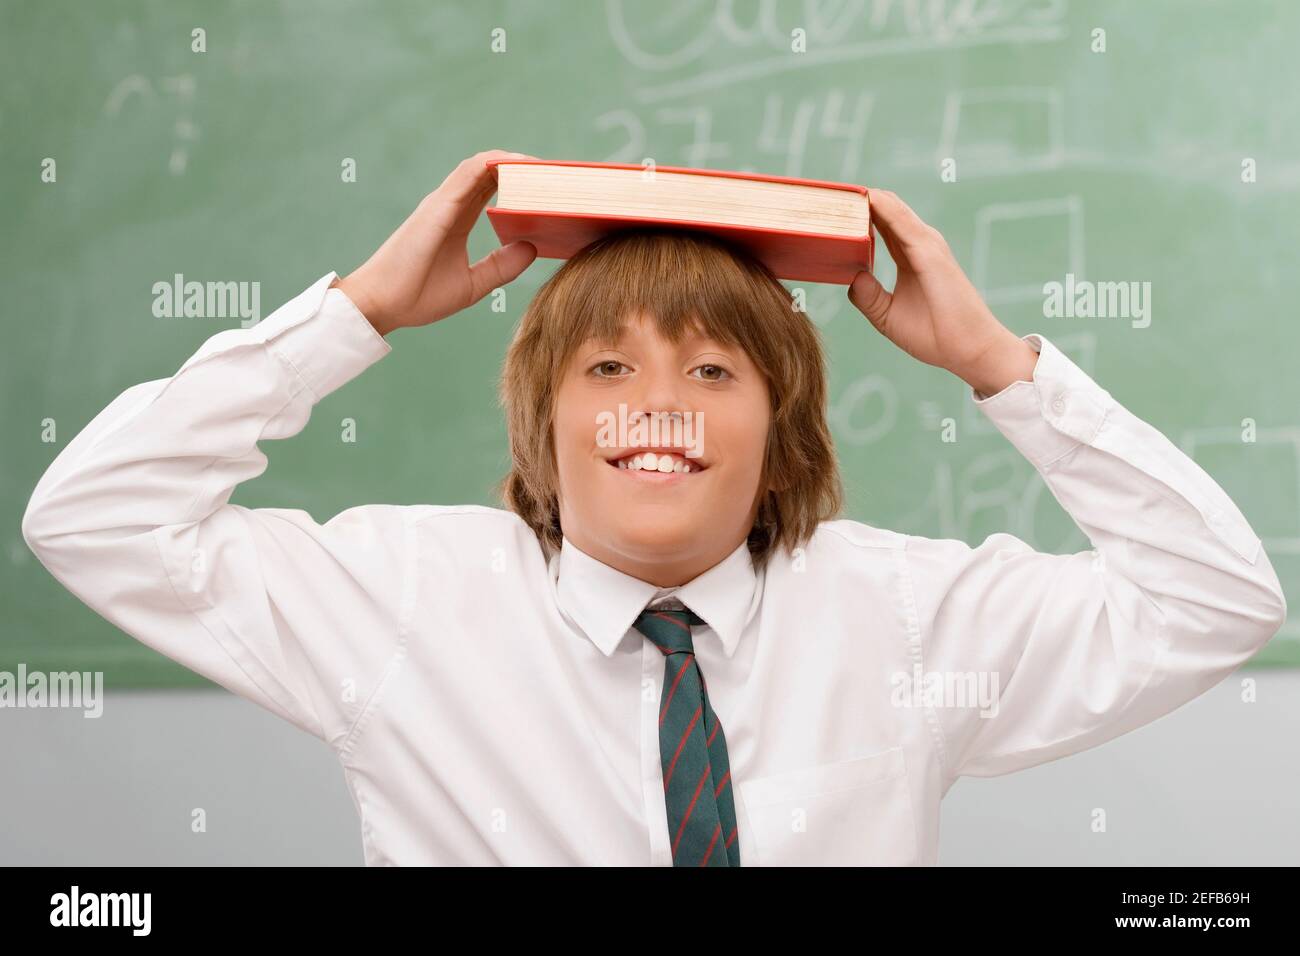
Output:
[335, 149, 539, 336]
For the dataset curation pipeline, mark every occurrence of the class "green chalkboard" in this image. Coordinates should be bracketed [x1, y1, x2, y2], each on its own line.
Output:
[4, 0, 1298, 686]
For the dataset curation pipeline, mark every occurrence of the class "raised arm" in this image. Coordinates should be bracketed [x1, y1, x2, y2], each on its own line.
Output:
[849, 190, 1286, 788]
[22, 150, 538, 746]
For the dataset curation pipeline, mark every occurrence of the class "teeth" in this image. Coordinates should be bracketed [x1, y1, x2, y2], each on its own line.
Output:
[614, 452, 699, 473]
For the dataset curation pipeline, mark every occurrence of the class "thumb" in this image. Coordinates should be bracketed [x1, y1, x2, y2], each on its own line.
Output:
[468, 241, 537, 303]
[847, 270, 892, 331]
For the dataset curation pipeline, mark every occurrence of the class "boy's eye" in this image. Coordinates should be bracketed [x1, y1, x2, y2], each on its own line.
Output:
[692, 364, 732, 382]
[590, 360, 631, 378]
[587, 360, 733, 381]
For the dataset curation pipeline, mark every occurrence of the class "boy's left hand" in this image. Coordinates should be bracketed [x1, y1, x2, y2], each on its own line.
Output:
[847, 190, 1039, 398]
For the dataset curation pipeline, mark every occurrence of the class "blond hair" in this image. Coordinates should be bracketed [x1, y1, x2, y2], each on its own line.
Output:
[497, 228, 843, 566]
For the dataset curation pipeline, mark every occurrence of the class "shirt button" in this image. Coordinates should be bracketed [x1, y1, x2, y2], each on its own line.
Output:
[1050, 395, 1066, 414]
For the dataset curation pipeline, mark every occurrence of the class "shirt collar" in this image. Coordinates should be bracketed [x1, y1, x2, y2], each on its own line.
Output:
[551, 536, 759, 659]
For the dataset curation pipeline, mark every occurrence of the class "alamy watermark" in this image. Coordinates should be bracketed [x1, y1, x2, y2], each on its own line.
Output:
[890, 664, 1000, 718]
[1042, 273, 1151, 328]
[50, 886, 150, 935]
[596, 405, 705, 460]
[152, 273, 261, 328]
[1, 664, 103, 717]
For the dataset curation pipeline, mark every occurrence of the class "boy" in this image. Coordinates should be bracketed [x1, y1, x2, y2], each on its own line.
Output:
[23, 150, 1286, 866]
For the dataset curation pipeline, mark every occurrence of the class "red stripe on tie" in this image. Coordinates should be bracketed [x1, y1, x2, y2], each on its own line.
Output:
[663, 704, 703, 789]
[725, 826, 737, 849]
[699, 823, 722, 867]
[714, 769, 731, 798]
[672, 764, 712, 858]
[659, 659, 693, 726]
[706, 717, 719, 746]
[650, 611, 692, 632]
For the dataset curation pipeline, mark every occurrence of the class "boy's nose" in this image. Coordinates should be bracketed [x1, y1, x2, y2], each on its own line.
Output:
[629, 370, 691, 416]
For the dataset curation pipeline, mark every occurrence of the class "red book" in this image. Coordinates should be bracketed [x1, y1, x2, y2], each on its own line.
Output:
[485, 159, 873, 285]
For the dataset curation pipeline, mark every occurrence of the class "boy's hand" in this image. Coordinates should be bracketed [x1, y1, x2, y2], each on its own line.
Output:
[336, 149, 539, 336]
[847, 190, 1039, 397]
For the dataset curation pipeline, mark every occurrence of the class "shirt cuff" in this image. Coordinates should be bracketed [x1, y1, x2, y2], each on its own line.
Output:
[257, 272, 393, 400]
[970, 333, 1115, 471]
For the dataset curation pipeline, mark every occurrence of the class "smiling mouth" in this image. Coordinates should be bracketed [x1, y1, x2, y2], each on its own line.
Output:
[607, 450, 707, 475]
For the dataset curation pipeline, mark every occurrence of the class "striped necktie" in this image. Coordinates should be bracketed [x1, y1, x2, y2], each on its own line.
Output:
[632, 604, 741, 867]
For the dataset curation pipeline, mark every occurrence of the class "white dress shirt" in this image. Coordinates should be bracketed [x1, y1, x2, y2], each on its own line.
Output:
[22, 272, 1287, 866]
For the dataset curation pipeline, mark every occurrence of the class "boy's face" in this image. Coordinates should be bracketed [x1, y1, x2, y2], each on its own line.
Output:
[553, 312, 771, 586]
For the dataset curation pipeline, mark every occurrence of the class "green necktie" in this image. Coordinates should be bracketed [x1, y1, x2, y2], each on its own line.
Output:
[632, 605, 740, 867]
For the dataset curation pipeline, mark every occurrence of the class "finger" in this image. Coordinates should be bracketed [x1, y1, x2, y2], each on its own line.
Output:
[867, 189, 934, 251]
[869, 189, 955, 277]
[441, 176, 501, 242]
[867, 211, 913, 285]
[847, 269, 893, 330]
[419, 150, 537, 236]
[468, 240, 537, 302]
[440, 149, 535, 204]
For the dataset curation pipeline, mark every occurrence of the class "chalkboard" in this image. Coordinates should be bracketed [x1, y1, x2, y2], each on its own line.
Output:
[4, 0, 1298, 686]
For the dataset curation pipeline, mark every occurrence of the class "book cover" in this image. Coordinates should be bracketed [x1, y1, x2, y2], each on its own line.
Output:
[485, 159, 874, 285]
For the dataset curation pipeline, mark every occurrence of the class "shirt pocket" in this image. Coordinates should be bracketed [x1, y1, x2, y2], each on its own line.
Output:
[738, 746, 918, 866]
